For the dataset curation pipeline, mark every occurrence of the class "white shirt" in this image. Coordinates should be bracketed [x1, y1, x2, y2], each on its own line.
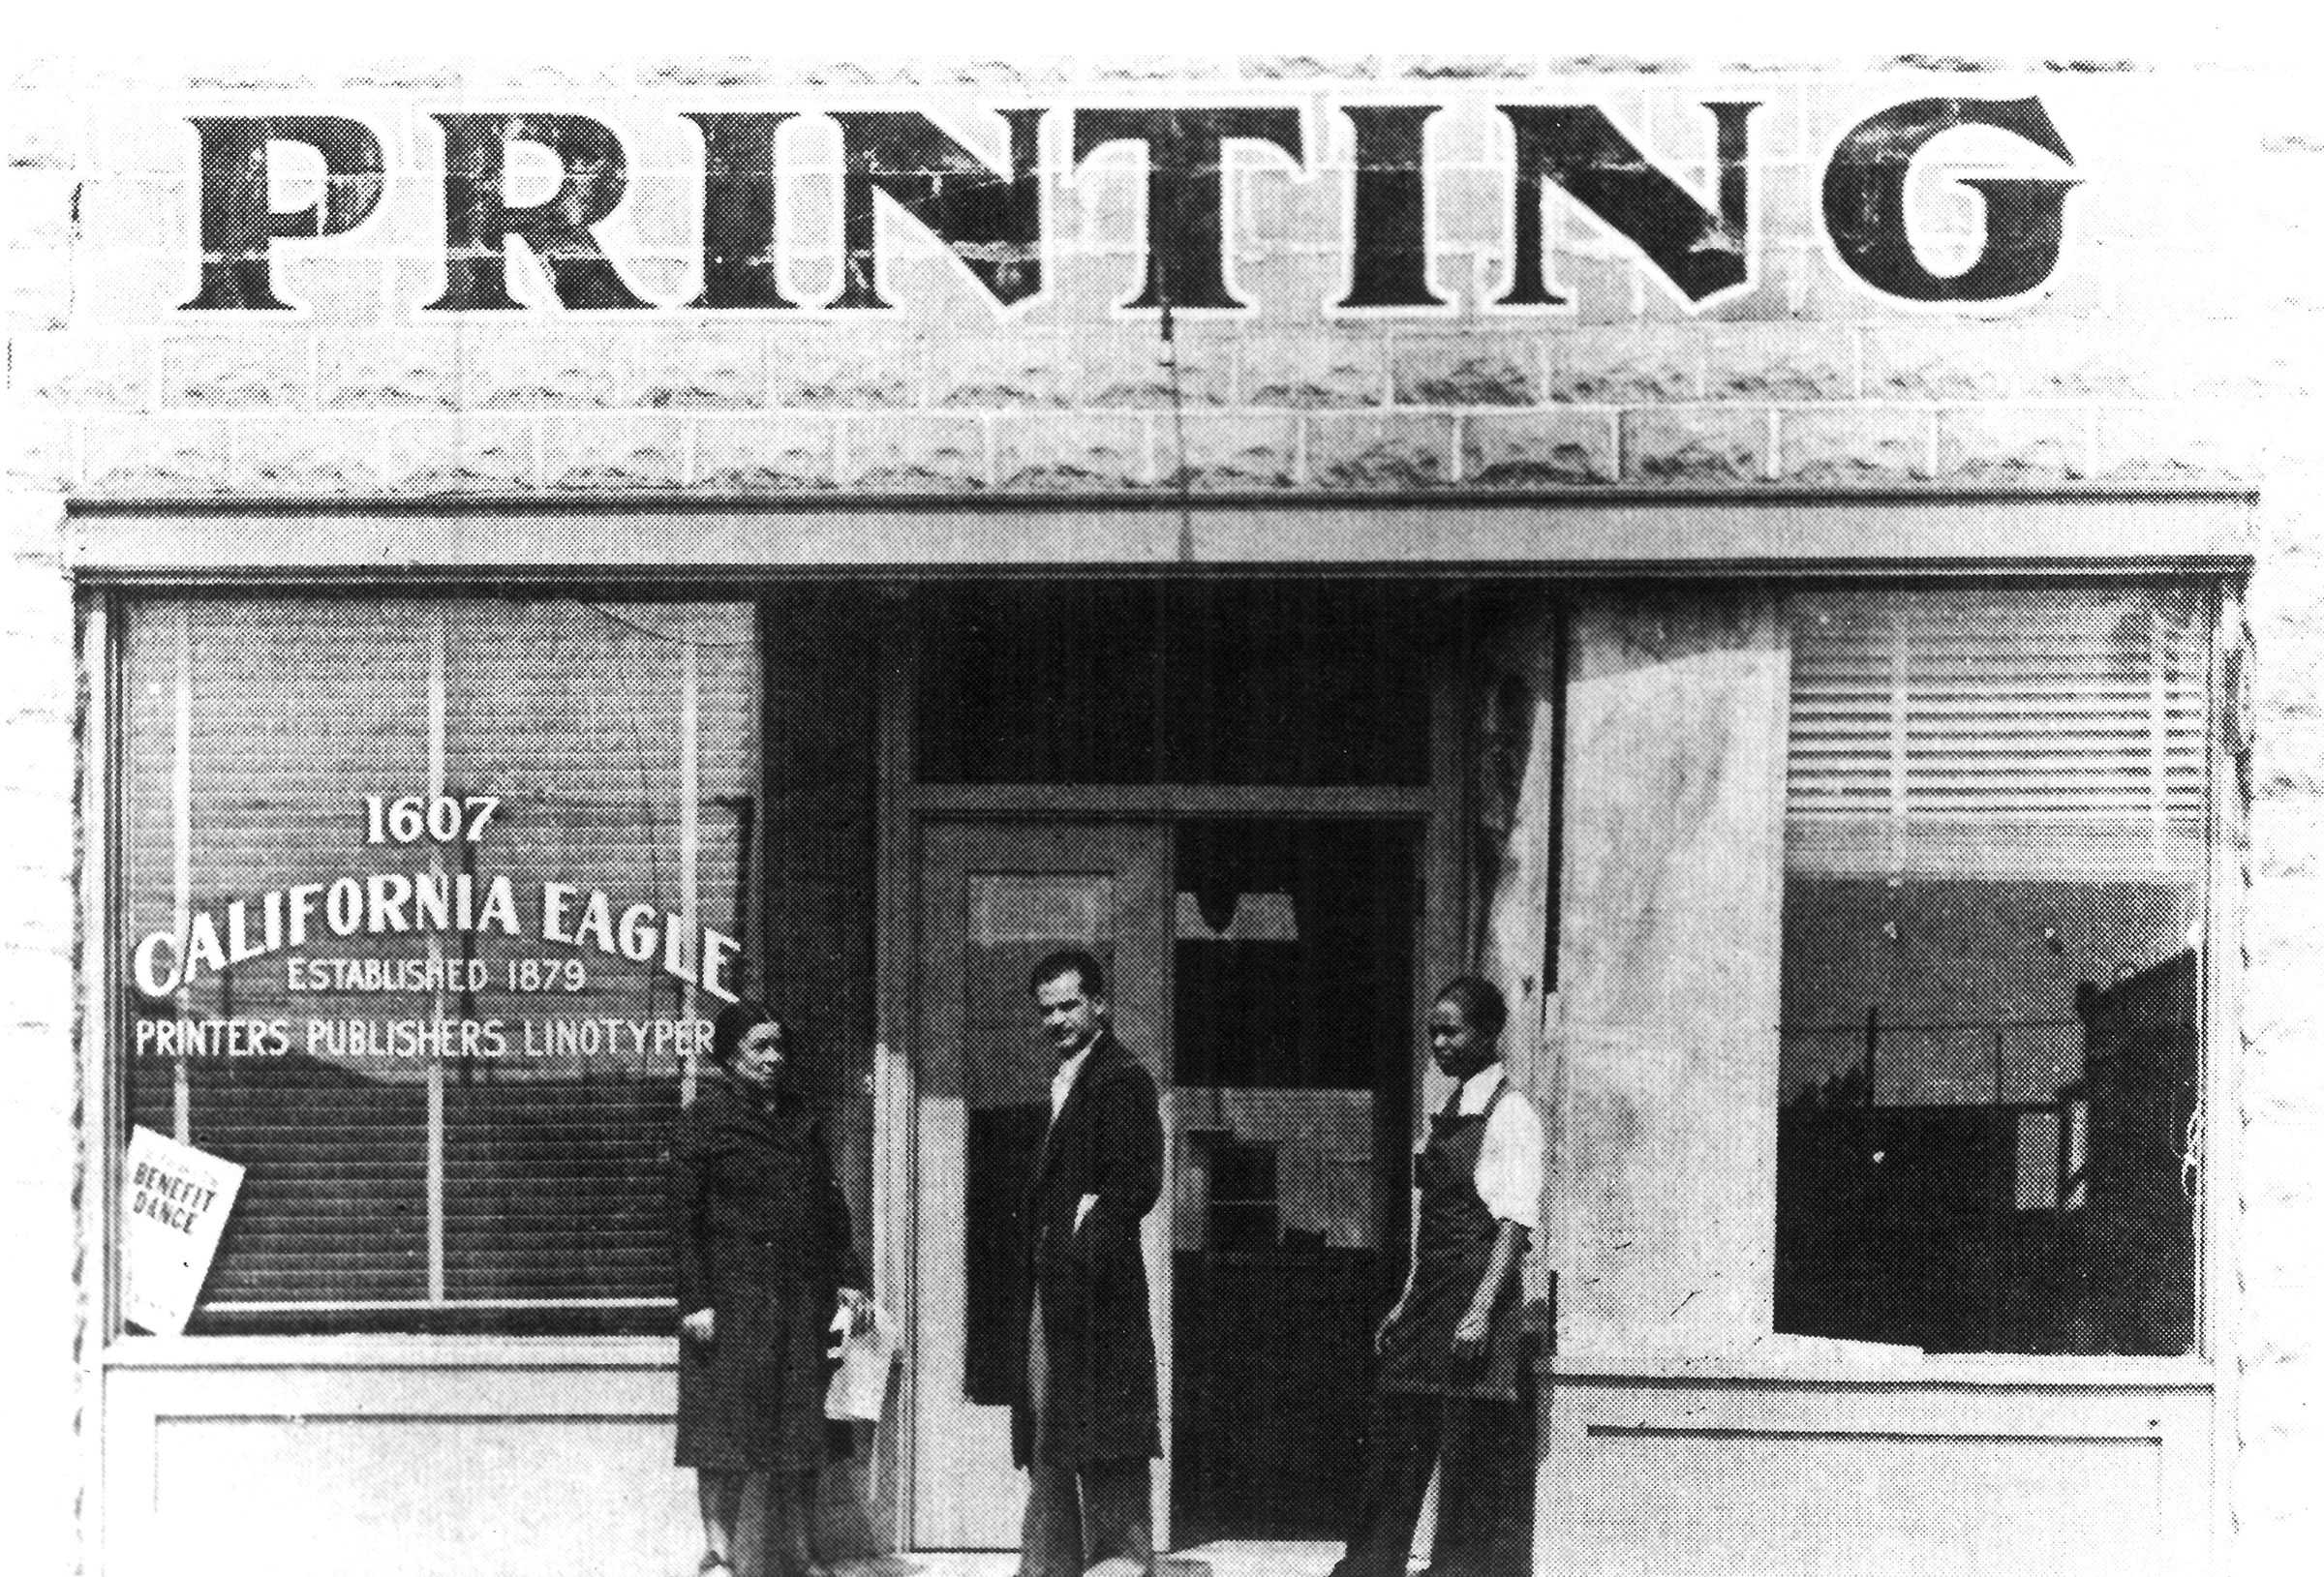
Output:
[1050, 1040, 1102, 1231]
[1050, 1040, 1096, 1123]
[1445, 1062, 1544, 1233]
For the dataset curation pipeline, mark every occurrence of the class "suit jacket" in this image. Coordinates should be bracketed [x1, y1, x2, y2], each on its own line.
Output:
[1011, 1028, 1164, 1468]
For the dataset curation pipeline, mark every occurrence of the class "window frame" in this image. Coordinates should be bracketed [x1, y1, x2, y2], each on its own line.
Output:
[1766, 572, 2244, 1370]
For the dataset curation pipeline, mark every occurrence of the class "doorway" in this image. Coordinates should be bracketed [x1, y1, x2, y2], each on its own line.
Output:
[908, 817, 1419, 1552]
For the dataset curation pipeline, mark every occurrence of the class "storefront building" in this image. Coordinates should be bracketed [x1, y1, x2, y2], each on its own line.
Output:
[3, 52, 2317, 1577]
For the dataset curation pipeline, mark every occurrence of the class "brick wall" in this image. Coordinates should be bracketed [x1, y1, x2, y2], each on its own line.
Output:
[1, 59, 2280, 499]
[2233, 80, 2324, 1570]
[4, 53, 2319, 1573]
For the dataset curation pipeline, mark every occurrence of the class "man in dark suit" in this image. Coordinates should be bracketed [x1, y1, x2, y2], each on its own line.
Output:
[1014, 949, 1163, 1577]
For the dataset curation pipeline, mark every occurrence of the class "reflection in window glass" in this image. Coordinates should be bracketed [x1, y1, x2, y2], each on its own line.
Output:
[1775, 586, 2212, 1355]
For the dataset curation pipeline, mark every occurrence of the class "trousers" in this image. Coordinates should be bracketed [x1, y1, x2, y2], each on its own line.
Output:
[1331, 1389, 1536, 1577]
[1020, 1455, 1154, 1577]
[1020, 1286, 1154, 1577]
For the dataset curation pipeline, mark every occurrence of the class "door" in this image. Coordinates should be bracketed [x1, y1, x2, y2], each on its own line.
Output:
[911, 820, 1174, 1550]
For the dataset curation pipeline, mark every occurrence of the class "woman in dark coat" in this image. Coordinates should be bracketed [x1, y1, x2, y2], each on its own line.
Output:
[672, 1000, 869, 1577]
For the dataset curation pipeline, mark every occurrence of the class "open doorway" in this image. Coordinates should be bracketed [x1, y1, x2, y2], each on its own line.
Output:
[903, 579, 1446, 1554]
[1169, 819, 1417, 1544]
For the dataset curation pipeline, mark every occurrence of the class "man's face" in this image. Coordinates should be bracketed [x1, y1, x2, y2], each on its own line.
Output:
[1428, 994, 1494, 1080]
[1035, 969, 1106, 1063]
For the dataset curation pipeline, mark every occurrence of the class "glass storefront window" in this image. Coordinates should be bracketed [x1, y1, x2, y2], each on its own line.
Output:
[117, 597, 756, 1334]
[1775, 585, 2213, 1355]
[914, 582, 1433, 786]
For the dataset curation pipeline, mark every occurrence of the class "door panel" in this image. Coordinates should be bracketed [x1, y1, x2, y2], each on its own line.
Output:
[912, 822, 1172, 1550]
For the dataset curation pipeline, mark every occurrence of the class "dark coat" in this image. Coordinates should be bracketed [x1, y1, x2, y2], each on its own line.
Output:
[669, 1074, 864, 1471]
[1011, 1030, 1164, 1469]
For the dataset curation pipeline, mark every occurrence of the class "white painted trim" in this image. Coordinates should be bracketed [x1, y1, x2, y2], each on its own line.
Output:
[1537, 1372, 2215, 1576]
[1546, 1351, 2217, 1388]
[872, 602, 920, 1554]
[97, 1358, 697, 1577]
[199, 1297, 674, 1311]
[103, 1335, 682, 1369]
[96, 1321, 2220, 1388]
[76, 588, 114, 1577]
[68, 497, 2256, 578]
[2204, 580, 2248, 1571]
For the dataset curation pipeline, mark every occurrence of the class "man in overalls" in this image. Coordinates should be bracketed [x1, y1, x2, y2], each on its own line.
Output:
[1331, 975, 1543, 1577]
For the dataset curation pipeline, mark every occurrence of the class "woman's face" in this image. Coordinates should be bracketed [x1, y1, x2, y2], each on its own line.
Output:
[727, 1020, 785, 1094]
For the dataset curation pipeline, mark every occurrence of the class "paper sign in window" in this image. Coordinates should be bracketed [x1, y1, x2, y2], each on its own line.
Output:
[122, 1126, 246, 1337]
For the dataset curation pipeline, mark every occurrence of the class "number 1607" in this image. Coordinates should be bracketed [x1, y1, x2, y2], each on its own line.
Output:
[364, 794, 503, 844]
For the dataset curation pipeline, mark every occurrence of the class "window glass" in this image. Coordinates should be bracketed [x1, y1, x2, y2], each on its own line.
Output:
[1171, 821, 1416, 1542]
[118, 597, 755, 1334]
[122, 601, 435, 1314]
[914, 582, 1432, 785]
[437, 602, 753, 1307]
[1776, 585, 2212, 1355]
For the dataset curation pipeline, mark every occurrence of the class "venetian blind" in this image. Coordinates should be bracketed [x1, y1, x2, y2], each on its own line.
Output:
[120, 597, 754, 1330]
[1784, 587, 2213, 881]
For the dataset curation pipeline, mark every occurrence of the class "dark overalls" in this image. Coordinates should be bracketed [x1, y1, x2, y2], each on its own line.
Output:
[1333, 1077, 1537, 1577]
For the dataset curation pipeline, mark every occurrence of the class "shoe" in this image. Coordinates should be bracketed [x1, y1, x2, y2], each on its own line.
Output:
[699, 1555, 736, 1576]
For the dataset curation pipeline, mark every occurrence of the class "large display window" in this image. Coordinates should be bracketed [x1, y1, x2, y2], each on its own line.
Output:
[115, 597, 757, 1334]
[1775, 584, 2217, 1355]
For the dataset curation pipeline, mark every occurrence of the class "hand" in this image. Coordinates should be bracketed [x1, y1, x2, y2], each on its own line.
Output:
[1451, 1304, 1492, 1363]
[1374, 1304, 1406, 1357]
[681, 1307, 715, 1344]
[838, 1288, 873, 1337]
